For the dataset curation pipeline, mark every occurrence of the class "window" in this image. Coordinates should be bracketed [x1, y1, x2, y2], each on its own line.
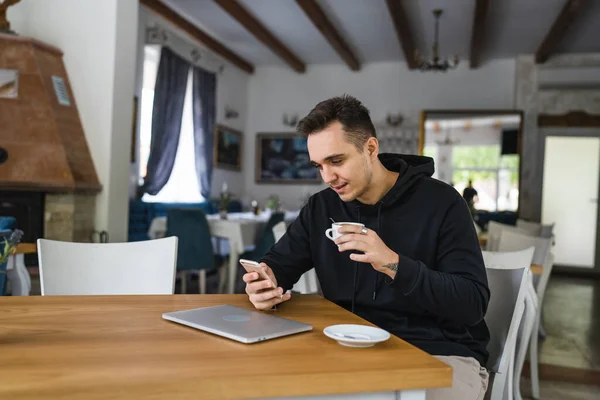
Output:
[138, 45, 204, 203]
[452, 145, 519, 211]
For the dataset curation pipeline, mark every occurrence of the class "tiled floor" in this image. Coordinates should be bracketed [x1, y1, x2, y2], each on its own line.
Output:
[520, 378, 599, 400]
[539, 275, 600, 371]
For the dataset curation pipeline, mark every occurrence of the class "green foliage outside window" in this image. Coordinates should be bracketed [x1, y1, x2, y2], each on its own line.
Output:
[451, 146, 519, 185]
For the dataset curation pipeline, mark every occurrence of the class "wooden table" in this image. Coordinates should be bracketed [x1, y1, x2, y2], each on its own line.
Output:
[0, 294, 451, 400]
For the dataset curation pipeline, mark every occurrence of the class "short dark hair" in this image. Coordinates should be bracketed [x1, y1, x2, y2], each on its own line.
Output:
[296, 94, 376, 150]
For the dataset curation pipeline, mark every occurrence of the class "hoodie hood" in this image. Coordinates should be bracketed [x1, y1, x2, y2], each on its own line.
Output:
[350, 153, 435, 209]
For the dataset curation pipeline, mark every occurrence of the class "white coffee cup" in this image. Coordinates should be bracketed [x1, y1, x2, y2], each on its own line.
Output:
[325, 222, 365, 241]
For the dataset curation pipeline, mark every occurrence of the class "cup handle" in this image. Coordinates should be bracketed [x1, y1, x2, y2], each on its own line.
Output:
[325, 228, 335, 241]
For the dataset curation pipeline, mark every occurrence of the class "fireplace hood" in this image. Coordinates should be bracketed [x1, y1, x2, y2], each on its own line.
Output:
[0, 33, 101, 193]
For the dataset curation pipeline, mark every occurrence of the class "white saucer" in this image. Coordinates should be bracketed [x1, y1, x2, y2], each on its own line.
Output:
[323, 324, 391, 348]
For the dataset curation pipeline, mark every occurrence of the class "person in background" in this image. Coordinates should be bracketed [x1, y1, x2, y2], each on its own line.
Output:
[462, 179, 478, 217]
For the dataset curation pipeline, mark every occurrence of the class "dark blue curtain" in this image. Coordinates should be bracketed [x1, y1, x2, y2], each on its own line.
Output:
[192, 66, 217, 199]
[143, 47, 190, 195]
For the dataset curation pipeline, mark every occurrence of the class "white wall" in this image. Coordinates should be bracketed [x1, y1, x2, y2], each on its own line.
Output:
[516, 54, 600, 221]
[135, 7, 249, 202]
[9, 0, 139, 242]
[245, 60, 517, 209]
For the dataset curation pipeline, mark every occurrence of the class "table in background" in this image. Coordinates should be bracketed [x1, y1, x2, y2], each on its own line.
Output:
[149, 211, 300, 293]
[0, 294, 451, 400]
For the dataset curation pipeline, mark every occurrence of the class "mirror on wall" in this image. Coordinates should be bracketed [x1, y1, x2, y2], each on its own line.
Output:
[419, 110, 523, 216]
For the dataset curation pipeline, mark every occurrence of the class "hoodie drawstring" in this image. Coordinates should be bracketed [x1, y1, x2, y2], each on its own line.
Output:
[352, 202, 384, 312]
[351, 206, 360, 313]
[372, 201, 384, 301]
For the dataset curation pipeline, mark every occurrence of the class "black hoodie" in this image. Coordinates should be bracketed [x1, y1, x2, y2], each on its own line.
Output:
[261, 153, 490, 366]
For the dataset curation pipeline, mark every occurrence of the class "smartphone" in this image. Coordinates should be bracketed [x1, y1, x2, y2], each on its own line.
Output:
[239, 259, 277, 289]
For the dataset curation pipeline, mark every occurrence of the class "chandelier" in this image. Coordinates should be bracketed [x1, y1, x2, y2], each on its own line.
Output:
[415, 9, 459, 72]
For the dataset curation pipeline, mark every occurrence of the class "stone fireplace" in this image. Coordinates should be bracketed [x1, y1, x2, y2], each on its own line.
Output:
[0, 32, 101, 253]
[0, 191, 96, 266]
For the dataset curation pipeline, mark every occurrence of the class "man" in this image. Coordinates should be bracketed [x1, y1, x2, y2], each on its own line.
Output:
[463, 180, 478, 217]
[243, 95, 490, 399]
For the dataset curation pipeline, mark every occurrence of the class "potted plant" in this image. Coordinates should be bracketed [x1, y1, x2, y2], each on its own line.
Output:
[266, 194, 281, 212]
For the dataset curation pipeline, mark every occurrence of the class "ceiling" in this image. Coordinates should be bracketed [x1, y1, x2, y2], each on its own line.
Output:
[157, 0, 600, 71]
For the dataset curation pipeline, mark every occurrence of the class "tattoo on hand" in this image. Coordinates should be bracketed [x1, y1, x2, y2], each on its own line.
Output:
[383, 262, 398, 272]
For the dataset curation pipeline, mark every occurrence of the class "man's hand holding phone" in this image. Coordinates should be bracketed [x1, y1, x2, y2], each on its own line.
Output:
[241, 259, 292, 311]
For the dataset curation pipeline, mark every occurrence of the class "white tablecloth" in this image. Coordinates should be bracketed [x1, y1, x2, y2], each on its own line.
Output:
[148, 211, 299, 249]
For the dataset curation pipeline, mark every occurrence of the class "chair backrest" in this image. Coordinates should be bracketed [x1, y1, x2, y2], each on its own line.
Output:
[486, 221, 528, 251]
[37, 237, 178, 295]
[166, 208, 215, 271]
[497, 229, 553, 266]
[516, 219, 555, 238]
[473, 220, 482, 235]
[227, 200, 243, 213]
[272, 221, 287, 242]
[0, 216, 16, 230]
[482, 247, 534, 374]
[252, 212, 285, 260]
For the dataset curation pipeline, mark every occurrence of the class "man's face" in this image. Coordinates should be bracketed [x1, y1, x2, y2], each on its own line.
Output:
[307, 121, 373, 202]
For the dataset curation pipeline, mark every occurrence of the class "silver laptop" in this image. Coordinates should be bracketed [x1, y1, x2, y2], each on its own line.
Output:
[162, 304, 313, 344]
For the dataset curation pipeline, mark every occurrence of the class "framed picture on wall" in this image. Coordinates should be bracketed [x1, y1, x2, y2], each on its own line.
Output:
[214, 124, 242, 171]
[255, 133, 321, 184]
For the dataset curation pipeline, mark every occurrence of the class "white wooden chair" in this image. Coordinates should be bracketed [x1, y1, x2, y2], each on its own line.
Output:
[272, 221, 287, 243]
[37, 237, 178, 295]
[516, 219, 555, 238]
[482, 247, 535, 400]
[473, 220, 482, 235]
[485, 221, 528, 251]
[497, 229, 554, 400]
[272, 222, 320, 295]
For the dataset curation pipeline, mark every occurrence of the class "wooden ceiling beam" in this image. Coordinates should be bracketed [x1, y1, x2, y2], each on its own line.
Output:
[385, 0, 417, 69]
[296, 0, 360, 71]
[139, 0, 254, 74]
[469, 0, 490, 69]
[535, 0, 587, 64]
[214, 0, 306, 73]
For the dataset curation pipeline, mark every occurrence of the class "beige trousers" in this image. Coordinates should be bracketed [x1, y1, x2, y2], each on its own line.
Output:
[426, 356, 489, 400]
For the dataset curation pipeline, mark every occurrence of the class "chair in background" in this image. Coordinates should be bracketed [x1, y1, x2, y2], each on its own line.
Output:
[473, 220, 482, 235]
[37, 237, 178, 295]
[272, 221, 320, 295]
[272, 221, 286, 243]
[0, 216, 16, 231]
[128, 199, 216, 242]
[227, 199, 243, 213]
[486, 221, 529, 251]
[242, 212, 285, 262]
[482, 247, 535, 400]
[166, 209, 225, 294]
[516, 219, 555, 238]
[497, 229, 554, 400]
